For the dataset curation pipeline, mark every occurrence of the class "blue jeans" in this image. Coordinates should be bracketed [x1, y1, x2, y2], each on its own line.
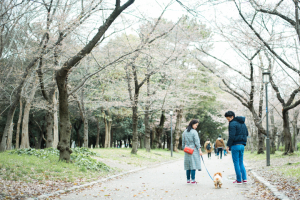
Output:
[186, 170, 196, 181]
[224, 149, 227, 156]
[231, 145, 247, 182]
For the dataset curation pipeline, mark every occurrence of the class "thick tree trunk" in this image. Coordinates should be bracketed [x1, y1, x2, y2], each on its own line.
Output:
[103, 109, 112, 148]
[15, 98, 23, 149]
[20, 102, 32, 149]
[282, 111, 293, 154]
[156, 110, 166, 149]
[292, 110, 299, 151]
[257, 129, 264, 154]
[151, 127, 156, 149]
[74, 119, 82, 147]
[45, 111, 54, 148]
[35, 130, 43, 149]
[56, 73, 72, 162]
[96, 118, 100, 148]
[83, 118, 88, 147]
[6, 123, 14, 150]
[53, 93, 59, 148]
[131, 106, 139, 154]
[140, 134, 144, 149]
[174, 108, 183, 153]
[0, 106, 17, 151]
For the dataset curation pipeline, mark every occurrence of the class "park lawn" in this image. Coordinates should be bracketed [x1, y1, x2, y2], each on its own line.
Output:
[0, 152, 107, 184]
[244, 150, 300, 182]
[92, 148, 184, 167]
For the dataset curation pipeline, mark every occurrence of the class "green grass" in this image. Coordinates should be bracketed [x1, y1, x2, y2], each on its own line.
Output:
[0, 152, 108, 183]
[0, 148, 183, 184]
[244, 150, 300, 161]
[244, 150, 300, 182]
[92, 148, 183, 167]
[281, 165, 300, 181]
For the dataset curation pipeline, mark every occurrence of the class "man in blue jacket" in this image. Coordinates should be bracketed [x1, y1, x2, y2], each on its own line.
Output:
[225, 111, 248, 184]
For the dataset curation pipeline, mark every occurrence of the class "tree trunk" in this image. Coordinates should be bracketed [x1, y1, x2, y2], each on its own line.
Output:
[257, 129, 264, 154]
[74, 119, 82, 147]
[144, 75, 151, 152]
[292, 109, 299, 151]
[45, 111, 54, 148]
[15, 98, 23, 149]
[140, 134, 144, 149]
[104, 118, 109, 148]
[103, 109, 112, 148]
[144, 108, 151, 152]
[131, 106, 139, 154]
[282, 110, 293, 154]
[110, 127, 113, 147]
[83, 118, 88, 147]
[0, 105, 16, 151]
[20, 76, 38, 149]
[156, 110, 166, 149]
[174, 108, 183, 152]
[270, 109, 276, 154]
[96, 118, 100, 148]
[250, 126, 254, 153]
[53, 93, 59, 148]
[151, 127, 156, 149]
[56, 72, 72, 162]
[277, 131, 281, 150]
[20, 101, 32, 149]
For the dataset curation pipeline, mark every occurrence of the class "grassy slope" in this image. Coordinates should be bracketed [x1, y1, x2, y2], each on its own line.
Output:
[0, 153, 106, 183]
[0, 148, 183, 183]
[244, 151, 300, 182]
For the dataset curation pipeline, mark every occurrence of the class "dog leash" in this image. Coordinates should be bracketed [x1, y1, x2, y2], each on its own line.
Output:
[200, 155, 213, 181]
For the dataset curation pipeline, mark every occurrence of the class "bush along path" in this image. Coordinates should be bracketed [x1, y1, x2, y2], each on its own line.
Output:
[0, 148, 183, 199]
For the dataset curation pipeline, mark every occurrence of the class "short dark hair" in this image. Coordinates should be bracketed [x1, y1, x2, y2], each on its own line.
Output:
[225, 111, 235, 118]
[207, 138, 210, 141]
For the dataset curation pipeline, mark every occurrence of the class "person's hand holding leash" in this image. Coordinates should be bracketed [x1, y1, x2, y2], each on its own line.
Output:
[226, 146, 230, 152]
[199, 149, 203, 156]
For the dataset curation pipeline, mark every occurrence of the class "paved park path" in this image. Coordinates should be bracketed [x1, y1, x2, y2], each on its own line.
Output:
[57, 153, 252, 200]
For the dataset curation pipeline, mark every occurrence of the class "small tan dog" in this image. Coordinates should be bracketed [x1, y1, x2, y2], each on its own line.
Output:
[213, 172, 223, 189]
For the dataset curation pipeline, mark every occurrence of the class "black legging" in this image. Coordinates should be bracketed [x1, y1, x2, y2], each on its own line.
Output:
[208, 152, 211, 158]
[218, 148, 223, 159]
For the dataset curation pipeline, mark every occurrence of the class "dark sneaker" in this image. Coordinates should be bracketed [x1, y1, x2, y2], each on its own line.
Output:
[243, 180, 247, 184]
[233, 180, 242, 184]
[187, 180, 190, 183]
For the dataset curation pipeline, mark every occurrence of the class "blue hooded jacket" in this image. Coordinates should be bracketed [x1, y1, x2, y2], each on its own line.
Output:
[226, 116, 248, 147]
